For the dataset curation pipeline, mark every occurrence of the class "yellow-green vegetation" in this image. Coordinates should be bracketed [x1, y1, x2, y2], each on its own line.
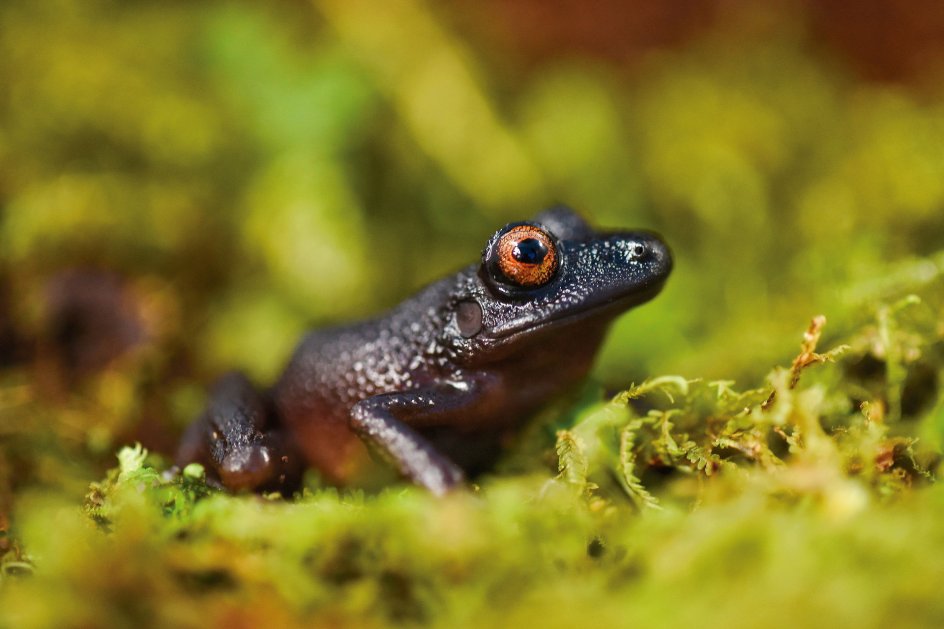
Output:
[5, 302, 944, 628]
[2, 1, 944, 627]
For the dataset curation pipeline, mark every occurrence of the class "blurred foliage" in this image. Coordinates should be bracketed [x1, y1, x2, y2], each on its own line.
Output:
[1, 0, 944, 626]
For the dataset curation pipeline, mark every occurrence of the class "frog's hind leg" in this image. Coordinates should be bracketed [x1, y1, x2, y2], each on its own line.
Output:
[177, 372, 302, 493]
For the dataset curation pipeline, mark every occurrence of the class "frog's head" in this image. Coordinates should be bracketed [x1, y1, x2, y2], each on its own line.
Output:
[444, 205, 673, 365]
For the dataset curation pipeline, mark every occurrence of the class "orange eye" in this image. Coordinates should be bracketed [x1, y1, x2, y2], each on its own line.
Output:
[495, 225, 558, 287]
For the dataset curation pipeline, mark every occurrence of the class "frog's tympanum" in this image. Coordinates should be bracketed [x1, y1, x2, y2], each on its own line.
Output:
[177, 206, 672, 495]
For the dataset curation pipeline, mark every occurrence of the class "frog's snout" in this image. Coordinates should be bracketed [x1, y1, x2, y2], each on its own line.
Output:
[619, 230, 673, 282]
[647, 233, 673, 279]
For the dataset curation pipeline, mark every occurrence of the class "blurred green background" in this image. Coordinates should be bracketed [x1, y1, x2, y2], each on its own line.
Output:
[2, 0, 944, 526]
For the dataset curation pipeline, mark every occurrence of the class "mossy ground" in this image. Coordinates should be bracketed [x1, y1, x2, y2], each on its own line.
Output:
[2, 1, 944, 627]
[4, 284, 944, 628]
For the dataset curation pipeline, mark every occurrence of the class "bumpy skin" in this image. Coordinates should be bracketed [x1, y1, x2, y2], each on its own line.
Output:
[177, 206, 672, 495]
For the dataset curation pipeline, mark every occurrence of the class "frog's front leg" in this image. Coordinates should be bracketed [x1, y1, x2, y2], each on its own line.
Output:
[177, 372, 301, 493]
[349, 380, 494, 496]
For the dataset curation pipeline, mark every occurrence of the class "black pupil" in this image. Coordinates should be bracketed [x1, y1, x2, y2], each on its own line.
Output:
[512, 238, 548, 265]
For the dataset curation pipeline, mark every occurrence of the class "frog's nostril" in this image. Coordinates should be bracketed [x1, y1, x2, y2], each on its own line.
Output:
[627, 242, 649, 262]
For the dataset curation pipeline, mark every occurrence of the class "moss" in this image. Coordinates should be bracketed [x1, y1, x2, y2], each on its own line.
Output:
[3, 290, 944, 627]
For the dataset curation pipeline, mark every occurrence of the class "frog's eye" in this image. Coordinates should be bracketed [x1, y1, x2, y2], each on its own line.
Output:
[491, 225, 559, 288]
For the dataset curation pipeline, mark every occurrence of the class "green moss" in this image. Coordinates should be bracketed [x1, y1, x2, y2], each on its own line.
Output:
[4, 292, 944, 627]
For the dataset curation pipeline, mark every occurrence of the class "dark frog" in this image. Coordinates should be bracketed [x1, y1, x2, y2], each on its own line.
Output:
[177, 206, 672, 495]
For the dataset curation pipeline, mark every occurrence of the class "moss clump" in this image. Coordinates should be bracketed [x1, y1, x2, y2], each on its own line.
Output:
[3, 289, 943, 628]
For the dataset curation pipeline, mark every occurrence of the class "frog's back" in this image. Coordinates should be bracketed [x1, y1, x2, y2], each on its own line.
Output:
[269, 279, 457, 482]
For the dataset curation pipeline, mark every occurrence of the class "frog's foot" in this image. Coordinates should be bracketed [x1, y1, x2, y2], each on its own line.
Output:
[177, 371, 302, 494]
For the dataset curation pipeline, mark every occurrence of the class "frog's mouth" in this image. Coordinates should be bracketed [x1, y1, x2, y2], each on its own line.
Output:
[489, 276, 669, 344]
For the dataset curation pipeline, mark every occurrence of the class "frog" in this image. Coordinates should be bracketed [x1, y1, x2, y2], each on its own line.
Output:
[176, 206, 672, 495]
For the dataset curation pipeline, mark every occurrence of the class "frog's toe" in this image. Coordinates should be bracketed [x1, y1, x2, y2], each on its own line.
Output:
[219, 444, 277, 492]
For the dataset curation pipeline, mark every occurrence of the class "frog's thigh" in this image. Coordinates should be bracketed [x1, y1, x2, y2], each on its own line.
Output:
[176, 371, 301, 493]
